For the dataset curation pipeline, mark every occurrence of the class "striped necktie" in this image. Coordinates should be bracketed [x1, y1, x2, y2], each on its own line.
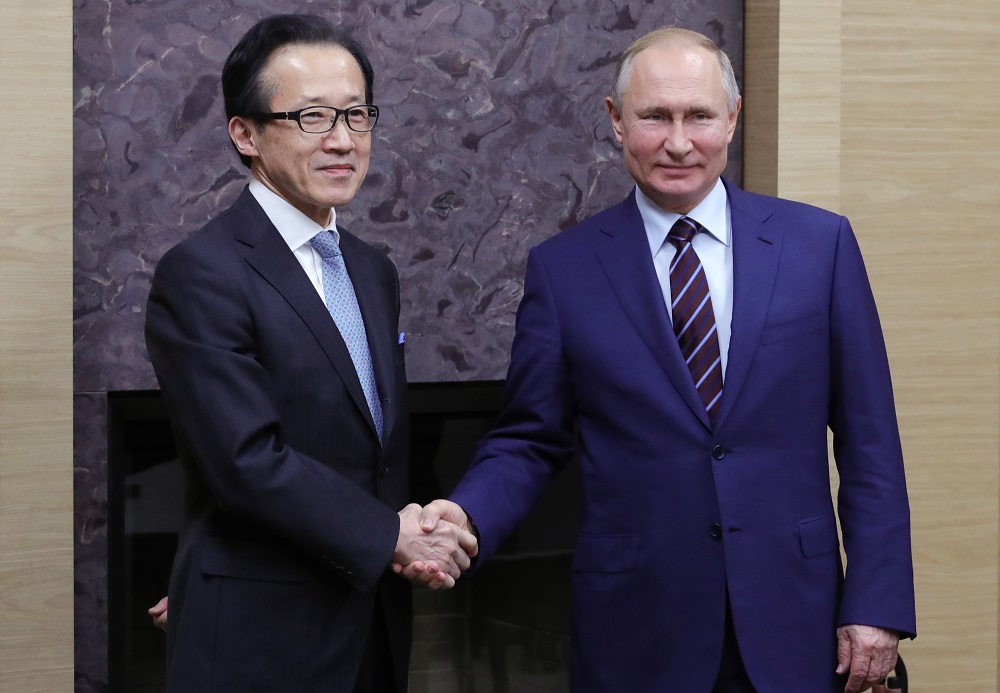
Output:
[310, 231, 383, 440]
[667, 217, 723, 421]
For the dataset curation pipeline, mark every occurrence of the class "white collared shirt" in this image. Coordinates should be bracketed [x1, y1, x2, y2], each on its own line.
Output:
[248, 177, 336, 303]
[637, 178, 733, 376]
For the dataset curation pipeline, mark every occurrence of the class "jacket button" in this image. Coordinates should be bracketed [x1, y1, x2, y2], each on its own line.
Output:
[709, 523, 723, 539]
[711, 445, 725, 460]
[379, 465, 389, 477]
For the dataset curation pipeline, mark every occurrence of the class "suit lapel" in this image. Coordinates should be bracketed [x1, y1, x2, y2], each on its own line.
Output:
[232, 190, 379, 440]
[714, 181, 783, 428]
[594, 193, 711, 427]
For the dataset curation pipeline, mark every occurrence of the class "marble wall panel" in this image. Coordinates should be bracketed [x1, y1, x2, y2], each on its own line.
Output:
[73, 0, 744, 388]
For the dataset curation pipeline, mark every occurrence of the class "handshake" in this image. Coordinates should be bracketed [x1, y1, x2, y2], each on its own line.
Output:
[150, 499, 478, 632]
[392, 499, 477, 590]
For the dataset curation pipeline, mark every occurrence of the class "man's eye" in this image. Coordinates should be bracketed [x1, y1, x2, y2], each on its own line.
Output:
[299, 110, 328, 122]
[346, 108, 368, 122]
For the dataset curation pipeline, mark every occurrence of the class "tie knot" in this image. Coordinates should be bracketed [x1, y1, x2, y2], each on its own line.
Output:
[667, 217, 701, 248]
[310, 231, 342, 260]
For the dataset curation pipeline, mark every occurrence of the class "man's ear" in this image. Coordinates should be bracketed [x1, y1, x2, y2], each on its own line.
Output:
[606, 97, 624, 144]
[228, 116, 259, 158]
[726, 96, 742, 143]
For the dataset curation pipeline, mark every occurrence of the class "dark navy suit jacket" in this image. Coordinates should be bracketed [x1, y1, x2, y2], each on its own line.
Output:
[145, 187, 411, 692]
[451, 180, 916, 692]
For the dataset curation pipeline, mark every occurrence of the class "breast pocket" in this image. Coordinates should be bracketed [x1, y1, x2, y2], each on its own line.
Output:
[761, 310, 826, 345]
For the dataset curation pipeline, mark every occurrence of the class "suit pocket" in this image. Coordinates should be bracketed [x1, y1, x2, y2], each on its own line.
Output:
[798, 514, 840, 558]
[572, 535, 638, 573]
[761, 310, 826, 345]
[201, 535, 313, 582]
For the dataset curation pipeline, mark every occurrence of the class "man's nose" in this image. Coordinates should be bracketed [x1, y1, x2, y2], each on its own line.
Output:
[663, 124, 692, 157]
[321, 118, 355, 150]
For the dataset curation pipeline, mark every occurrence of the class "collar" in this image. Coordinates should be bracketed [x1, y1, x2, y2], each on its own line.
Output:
[637, 178, 730, 257]
[248, 177, 340, 250]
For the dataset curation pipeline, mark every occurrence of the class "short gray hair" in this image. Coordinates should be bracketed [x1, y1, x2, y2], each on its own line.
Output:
[610, 28, 740, 114]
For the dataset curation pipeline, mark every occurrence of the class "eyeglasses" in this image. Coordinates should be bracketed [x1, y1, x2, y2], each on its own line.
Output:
[248, 104, 379, 134]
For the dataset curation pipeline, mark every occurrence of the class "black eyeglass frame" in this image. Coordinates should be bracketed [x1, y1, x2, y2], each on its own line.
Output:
[247, 104, 380, 133]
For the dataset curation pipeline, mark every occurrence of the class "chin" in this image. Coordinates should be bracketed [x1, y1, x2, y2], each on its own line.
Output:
[323, 185, 363, 209]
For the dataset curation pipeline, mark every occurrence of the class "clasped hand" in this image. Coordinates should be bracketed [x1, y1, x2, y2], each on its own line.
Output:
[392, 501, 476, 589]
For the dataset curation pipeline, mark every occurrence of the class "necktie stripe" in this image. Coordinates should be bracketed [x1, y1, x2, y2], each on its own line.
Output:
[667, 217, 723, 423]
[675, 293, 712, 340]
[684, 325, 717, 366]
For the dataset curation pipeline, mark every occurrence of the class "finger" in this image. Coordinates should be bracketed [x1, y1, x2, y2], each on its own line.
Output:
[428, 571, 455, 589]
[442, 557, 463, 580]
[457, 527, 479, 558]
[398, 560, 427, 580]
[418, 501, 447, 531]
[148, 596, 168, 615]
[845, 653, 872, 693]
[454, 547, 471, 572]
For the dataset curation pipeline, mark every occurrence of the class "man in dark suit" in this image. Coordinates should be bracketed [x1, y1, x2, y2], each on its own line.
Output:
[405, 27, 916, 693]
[144, 14, 475, 693]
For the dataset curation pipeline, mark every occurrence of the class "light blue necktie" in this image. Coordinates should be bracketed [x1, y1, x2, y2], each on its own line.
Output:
[310, 231, 383, 440]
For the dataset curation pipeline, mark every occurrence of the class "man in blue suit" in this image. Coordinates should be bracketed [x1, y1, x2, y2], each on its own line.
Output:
[405, 27, 915, 693]
[145, 15, 475, 692]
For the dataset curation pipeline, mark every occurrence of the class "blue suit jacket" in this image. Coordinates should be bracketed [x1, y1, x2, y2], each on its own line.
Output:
[145, 188, 411, 692]
[451, 180, 915, 692]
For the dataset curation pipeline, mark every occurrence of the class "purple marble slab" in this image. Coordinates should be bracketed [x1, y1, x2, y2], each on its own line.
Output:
[74, 0, 743, 388]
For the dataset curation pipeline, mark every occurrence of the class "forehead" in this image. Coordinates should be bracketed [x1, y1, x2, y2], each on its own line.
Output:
[262, 43, 366, 98]
[625, 43, 724, 107]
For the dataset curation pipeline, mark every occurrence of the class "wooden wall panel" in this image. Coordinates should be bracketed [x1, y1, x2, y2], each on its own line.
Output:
[0, 1, 74, 690]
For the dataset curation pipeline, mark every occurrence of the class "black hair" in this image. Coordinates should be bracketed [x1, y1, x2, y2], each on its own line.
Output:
[221, 14, 375, 168]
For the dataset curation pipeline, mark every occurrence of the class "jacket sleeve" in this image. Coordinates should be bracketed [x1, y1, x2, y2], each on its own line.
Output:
[828, 216, 916, 638]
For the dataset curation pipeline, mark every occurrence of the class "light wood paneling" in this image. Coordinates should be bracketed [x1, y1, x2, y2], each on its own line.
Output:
[775, 0, 842, 211]
[745, 0, 842, 207]
[0, 1, 74, 691]
[747, 0, 1000, 689]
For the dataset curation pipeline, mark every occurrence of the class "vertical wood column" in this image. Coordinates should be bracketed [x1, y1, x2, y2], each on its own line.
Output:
[0, 1, 74, 690]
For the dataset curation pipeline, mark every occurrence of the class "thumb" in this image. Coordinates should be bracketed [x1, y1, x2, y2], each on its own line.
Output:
[420, 500, 447, 532]
[148, 596, 168, 615]
[835, 626, 852, 675]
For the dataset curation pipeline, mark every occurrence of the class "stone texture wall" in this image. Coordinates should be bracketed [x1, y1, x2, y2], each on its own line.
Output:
[73, 0, 743, 389]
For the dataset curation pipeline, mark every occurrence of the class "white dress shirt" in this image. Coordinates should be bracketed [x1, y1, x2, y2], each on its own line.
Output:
[249, 177, 337, 303]
[637, 178, 733, 377]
